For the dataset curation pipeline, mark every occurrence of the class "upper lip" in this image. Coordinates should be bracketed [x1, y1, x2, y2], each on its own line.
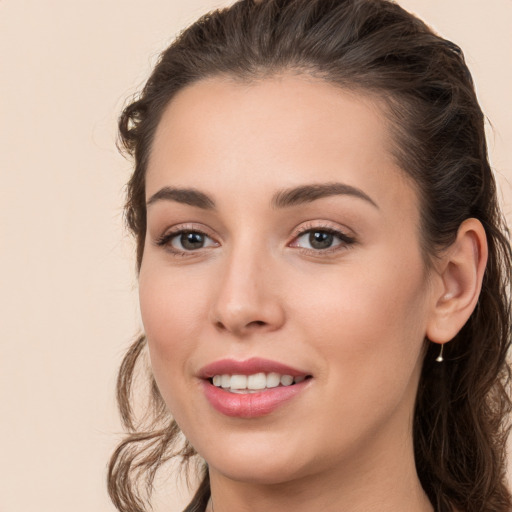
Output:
[198, 357, 310, 379]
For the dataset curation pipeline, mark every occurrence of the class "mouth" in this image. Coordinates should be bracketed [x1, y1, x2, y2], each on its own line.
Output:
[209, 372, 312, 393]
[199, 358, 313, 418]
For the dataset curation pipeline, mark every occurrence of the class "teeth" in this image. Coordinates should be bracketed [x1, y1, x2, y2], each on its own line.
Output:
[247, 373, 266, 390]
[211, 372, 308, 392]
[230, 374, 247, 390]
[280, 375, 294, 386]
[266, 372, 281, 388]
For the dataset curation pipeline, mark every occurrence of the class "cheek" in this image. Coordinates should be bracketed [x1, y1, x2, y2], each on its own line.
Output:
[298, 256, 426, 329]
[138, 263, 208, 399]
[284, 261, 428, 453]
[292, 251, 429, 390]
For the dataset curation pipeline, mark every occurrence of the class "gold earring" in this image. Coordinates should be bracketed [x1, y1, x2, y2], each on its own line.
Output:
[436, 344, 445, 363]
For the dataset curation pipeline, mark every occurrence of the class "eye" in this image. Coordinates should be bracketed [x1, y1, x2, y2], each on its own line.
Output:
[298, 230, 338, 250]
[156, 229, 218, 253]
[173, 231, 212, 251]
[291, 227, 355, 251]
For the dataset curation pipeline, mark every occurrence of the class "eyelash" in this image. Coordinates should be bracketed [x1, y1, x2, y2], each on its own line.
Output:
[154, 224, 218, 257]
[290, 224, 356, 255]
[154, 223, 356, 257]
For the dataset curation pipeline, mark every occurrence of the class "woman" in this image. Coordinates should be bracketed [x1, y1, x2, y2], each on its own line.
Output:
[108, 0, 512, 511]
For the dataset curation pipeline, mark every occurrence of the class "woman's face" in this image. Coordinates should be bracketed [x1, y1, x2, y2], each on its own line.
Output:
[139, 75, 436, 485]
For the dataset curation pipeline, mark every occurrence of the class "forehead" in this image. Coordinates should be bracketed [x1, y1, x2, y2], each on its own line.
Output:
[147, 74, 416, 218]
[150, 74, 392, 172]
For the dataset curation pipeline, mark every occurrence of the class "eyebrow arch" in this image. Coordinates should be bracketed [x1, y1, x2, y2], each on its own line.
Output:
[146, 187, 215, 209]
[146, 182, 377, 210]
[271, 182, 379, 209]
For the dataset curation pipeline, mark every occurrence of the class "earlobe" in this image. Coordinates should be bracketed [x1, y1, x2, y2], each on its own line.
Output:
[426, 218, 488, 344]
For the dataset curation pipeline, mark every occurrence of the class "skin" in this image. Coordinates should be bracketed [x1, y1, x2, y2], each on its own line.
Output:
[139, 75, 487, 512]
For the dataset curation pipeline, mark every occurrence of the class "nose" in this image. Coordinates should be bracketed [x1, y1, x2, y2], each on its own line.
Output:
[209, 244, 286, 337]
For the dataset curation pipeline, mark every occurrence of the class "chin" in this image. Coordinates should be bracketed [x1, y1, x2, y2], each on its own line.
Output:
[209, 456, 311, 486]
[194, 430, 316, 486]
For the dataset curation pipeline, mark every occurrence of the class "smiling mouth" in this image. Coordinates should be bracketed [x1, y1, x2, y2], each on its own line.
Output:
[209, 372, 313, 393]
[201, 359, 313, 417]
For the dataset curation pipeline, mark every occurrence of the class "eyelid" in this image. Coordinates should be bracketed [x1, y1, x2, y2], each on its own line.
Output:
[154, 223, 220, 254]
[288, 221, 357, 253]
[290, 221, 355, 239]
[152, 220, 356, 257]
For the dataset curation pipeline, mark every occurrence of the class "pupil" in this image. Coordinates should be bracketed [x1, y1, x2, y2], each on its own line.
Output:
[309, 231, 333, 249]
[181, 232, 204, 250]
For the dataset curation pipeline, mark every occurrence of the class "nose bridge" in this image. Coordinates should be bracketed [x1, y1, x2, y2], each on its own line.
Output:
[211, 234, 284, 335]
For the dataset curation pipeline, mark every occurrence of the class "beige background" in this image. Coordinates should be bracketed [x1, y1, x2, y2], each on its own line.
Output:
[1, 1, 510, 511]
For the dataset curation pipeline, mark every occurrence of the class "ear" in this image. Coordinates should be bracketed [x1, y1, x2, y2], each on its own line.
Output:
[426, 218, 488, 344]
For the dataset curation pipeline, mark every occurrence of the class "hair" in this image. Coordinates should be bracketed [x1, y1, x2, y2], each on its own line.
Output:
[108, 1, 512, 511]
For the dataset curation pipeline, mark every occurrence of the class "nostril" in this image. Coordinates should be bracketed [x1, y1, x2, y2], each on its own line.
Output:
[215, 321, 226, 331]
[245, 320, 268, 329]
[213, 318, 268, 335]
[214, 319, 267, 333]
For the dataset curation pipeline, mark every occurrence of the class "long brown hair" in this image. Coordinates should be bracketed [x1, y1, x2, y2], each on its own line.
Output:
[108, 1, 512, 511]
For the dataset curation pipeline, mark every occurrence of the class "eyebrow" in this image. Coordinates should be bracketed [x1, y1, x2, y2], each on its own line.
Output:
[271, 182, 379, 209]
[146, 182, 378, 211]
[146, 187, 215, 209]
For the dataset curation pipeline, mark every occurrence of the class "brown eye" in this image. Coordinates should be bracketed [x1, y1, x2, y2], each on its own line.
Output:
[177, 231, 206, 250]
[156, 230, 219, 252]
[309, 231, 334, 249]
[292, 228, 356, 252]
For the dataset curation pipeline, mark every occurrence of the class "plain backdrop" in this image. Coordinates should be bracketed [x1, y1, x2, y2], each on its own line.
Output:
[1, 1, 510, 511]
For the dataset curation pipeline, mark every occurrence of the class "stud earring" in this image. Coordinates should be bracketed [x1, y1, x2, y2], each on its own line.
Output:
[436, 344, 445, 363]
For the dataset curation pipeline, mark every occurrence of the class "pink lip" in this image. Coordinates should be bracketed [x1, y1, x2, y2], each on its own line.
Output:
[198, 357, 308, 378]
[198, 358, 312, 418]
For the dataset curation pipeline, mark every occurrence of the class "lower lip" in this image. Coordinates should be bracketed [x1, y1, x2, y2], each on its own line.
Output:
[202, 380, 310, 418]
